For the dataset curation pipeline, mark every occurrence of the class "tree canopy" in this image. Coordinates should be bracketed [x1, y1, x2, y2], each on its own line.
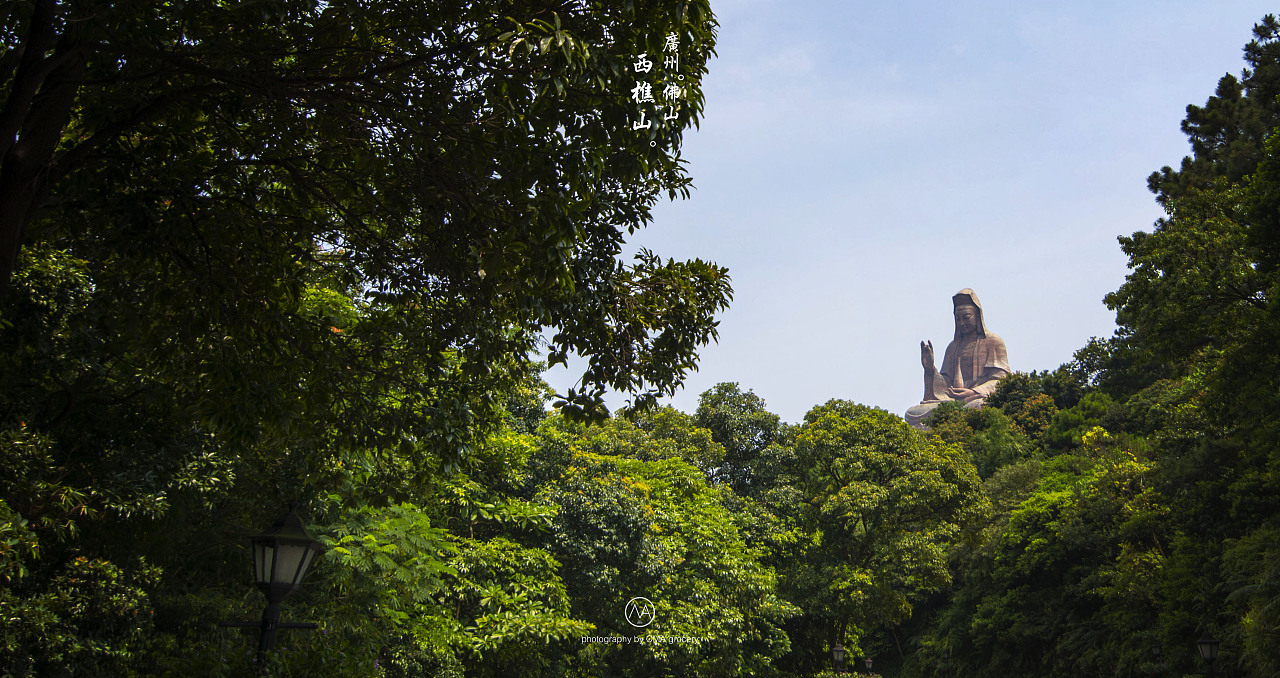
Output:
[1, 0, 729, 424]
[12, 5, 1280, 678]
[890, 16, 1280, 677]
[1, 1, 736, 675]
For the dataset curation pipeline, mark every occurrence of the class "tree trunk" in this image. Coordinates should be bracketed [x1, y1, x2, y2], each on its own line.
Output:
[0, 0, 86, 303]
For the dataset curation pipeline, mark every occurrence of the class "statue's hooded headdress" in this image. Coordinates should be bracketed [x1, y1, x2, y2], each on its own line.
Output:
[952, 288, 989, 341]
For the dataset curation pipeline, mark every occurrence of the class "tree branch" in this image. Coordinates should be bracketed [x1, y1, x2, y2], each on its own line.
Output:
[0, 0, 59, 163]
[0, 3, 87, 302]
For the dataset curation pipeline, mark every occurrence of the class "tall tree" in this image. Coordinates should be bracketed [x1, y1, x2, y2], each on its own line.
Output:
[1147, 14, 1280, 205]
[898, 15, 1280, 677]
[779, 401, 987, 672]
[693, 382, 782, 493]
[0, 2, 729, 673]
[0, 0, 728, 417]
[523, 414, 795, 678]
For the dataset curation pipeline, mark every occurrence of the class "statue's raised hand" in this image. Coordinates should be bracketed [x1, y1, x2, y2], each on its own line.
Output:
[920, 340, 935, 371]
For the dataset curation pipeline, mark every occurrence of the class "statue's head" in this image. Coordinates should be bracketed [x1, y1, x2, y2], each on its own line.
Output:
[952, 288, 988, 339]
[954, 304, 979, 337]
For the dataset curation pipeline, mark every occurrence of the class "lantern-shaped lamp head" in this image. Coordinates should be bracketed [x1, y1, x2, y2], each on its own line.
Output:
[252, 506, 323, 604]
[1196, 632, 1219, 663]
[864, 657, 873, 671]
[831, 643, 845, 670]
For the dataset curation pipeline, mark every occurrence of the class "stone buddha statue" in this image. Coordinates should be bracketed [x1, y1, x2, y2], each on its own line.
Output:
[905, 288, 1010, 428]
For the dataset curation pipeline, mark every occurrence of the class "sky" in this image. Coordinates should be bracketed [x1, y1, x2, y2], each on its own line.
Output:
[545, 1, 1279, 424]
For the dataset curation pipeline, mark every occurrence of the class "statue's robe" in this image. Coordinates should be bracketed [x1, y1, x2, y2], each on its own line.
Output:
[928, 333, 1010, 402]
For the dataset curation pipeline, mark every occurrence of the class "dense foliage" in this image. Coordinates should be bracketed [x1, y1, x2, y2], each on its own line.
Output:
[0, 1, 733, 676]
[889, 15, 1280, 678]
[8, 3, 1280, 677]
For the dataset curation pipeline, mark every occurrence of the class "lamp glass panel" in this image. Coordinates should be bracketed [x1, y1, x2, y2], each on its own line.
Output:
[274, 542, 310, 586]
[297, 546, 317, 584]
[253, 542, 275, 585]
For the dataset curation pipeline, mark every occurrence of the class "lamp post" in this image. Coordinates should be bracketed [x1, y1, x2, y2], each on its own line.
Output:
[832, 643, 846, 675]
[1150, 639, 1162, 676]
[1195, 632, 1219, 677]
[864, 657, 873, 673]
[220, 504, 324, 661]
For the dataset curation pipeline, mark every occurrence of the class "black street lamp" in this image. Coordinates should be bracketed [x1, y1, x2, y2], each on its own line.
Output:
[220, 505, 324, 660]
[864, 657, 873, 673]
[1195, 632, 1219, 677]
[832, 643, 846, 674]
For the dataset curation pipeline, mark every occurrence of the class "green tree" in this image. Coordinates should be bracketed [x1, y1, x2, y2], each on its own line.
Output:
[523, 414, 795, 678]
[0, 1, 730, 674]
[914, 428, 1167, 678]
[901, 18, 1280, 676]
[3, 0, 728, 422]
[693, 382, 783, 493]
[1147, 14, 1280, 205]
[778, 401, 987, 672]
[922, 399, 1034, 479]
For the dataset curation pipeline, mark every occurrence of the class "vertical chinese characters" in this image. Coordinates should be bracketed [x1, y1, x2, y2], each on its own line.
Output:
[662, 32, 682, 121]
[663, 31, 680, 71]
[630, 33, 684, 140]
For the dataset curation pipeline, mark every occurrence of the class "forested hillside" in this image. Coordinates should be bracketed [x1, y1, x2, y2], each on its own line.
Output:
[895, 15, 1280, 677]
[4, 3, 1280, 677]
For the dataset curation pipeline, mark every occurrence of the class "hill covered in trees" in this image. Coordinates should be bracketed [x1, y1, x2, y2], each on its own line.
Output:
[5, 3, 1280, 677]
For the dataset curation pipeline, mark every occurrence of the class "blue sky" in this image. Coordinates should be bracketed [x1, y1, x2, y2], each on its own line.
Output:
[546, 1, 1279, 424]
